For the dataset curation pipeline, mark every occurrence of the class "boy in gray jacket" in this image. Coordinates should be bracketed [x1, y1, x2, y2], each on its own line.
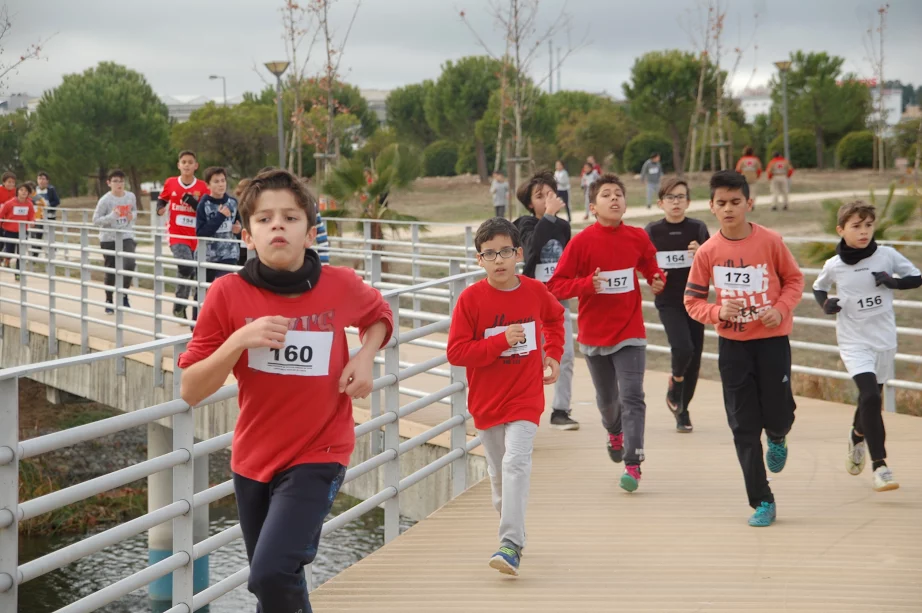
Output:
[92, 169, 137, 314]
[640, 153, 663, 208]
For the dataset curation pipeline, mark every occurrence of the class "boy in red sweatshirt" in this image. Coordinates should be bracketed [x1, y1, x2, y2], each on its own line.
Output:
[178, 168, 393, 612]
[447, 217, 564, 577]
[547, 174, 665, 493]
[0, 184, 35, 277]
[684, 170, 804, 527]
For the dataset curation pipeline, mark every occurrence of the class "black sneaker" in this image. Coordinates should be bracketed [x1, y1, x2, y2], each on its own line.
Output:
[666, 377, 684, 417]
[173, 304, 187, 319]
[676, 410, 693, 433]
[550, 410, 580, 431]
[105, 305, 114, 315]
[123, 297, 131, 309]
[607, 432, 624, 463]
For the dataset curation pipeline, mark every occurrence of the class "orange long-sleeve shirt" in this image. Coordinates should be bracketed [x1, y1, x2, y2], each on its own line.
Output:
[683, 223, 804, 341]
[767, 156, 794, 179]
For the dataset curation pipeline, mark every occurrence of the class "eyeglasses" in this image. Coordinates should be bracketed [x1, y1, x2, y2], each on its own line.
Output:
[662, 194, 688, 203]
[478, 246, 517, 261]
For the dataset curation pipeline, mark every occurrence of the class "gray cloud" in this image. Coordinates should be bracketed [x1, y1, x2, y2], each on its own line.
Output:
[5, 0, 922, 101]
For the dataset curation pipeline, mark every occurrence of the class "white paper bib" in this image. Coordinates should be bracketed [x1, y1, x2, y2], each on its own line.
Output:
[656, 250, 693, 270]
[599, 268, 635, 294]
[12, 206, 28, 216]
[848, 292, 892, 320]
[248, 330, 334, 376]
[713, 266, 763, 293]
[484, 321, 537, 357]
[535, 262, 557, 283]
[175, 214, 196, 229]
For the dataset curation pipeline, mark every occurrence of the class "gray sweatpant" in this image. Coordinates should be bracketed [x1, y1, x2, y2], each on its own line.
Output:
[551, 301, 575, 413]
[170, 243, 196, 300]
[585, 345, 647, 464]
[479, 420, 537, 551]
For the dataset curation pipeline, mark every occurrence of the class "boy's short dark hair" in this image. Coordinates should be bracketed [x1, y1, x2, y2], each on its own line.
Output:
[709, 170, 750, 201]
[651, 152, 660, 158]
[515, 170, 556, 211]
[742, 146, 754, 156]
[16, 184, 30, 195]
[589, 173, 626, 205]
[474, 217, 521, 252]
[107, 169, 126, 181]
[1, 171, 16, 182]
[772, 151, 781, 158]
[204, 166, 226, 183]
[837, 200, 876, 228]
[658, 177, 689, 200]
[494, 169, 505, 176]
[178, 150, 197, 161]
[238, 167, 317, 232]
[37, 171, 50, 180]
[234, 178, 251, 199]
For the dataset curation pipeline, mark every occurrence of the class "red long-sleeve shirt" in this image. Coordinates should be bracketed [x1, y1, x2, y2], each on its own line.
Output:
[547, 221, 663, 347]
[683, 223, 804, 341]
[767, 156, 794, 179]
[0, 197, 35, 233]
[447, 276, 565, 431]
[177, 267, 393, 483]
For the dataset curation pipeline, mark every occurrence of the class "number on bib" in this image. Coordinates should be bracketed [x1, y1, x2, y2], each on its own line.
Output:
[175, 214, 196, 229]
[850, 292, 890, 319]
[656, 250, 692, 270]
[599, 268, 635, 294]
[12, 206, 28, 216]
[536, 262, 557, 283]
[484, 321, 538, 357]
[713, 266, 763, 292]
[248, 330, 334, 376]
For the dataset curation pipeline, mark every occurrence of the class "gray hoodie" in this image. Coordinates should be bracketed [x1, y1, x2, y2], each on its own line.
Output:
[93, 191, 138, 243]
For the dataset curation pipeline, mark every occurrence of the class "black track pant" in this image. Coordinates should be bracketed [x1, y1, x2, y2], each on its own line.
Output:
[718, 336, 796, 508]
[657, 305, 704, 411]
[852, 372, 886, 462]
[234, 462, 346, 613]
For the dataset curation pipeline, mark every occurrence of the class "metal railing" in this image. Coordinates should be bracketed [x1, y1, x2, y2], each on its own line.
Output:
[0, 260, 484, 612]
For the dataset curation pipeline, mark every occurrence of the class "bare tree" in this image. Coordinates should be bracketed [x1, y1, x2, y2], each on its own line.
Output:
[863, 4, 889, 174]
[0, 5, 55, 93]
[281, 1, 321, 176]
[679, 2, 718, 174]
[461, 0, 587, 188]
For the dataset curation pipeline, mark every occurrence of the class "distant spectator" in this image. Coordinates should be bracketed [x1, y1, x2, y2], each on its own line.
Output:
[640, 152, 663, 209]
[0, 172, 16, 205]
[767, 151, 795, 211]
[490, 170, 510, 218]
[36, 172, 61, 220]
[553, 160, 572, 221]
[586, 156, 602, 176]
[735, 146, 764, 202]
[580, 162, 600, 220]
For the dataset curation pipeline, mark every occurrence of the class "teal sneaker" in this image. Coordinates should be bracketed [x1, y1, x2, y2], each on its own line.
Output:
[748, 501, 776, 527]
[766, 436, 788, 473]
[489, 545, 520, 576]
[619, 465, 641, 492]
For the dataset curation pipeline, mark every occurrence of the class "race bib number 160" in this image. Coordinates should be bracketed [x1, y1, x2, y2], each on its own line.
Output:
[248, 330, 334, 376]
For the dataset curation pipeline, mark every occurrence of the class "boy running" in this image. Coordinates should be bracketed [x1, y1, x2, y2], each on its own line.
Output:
[196, 166, 241, 282]
[447, 217, 564, 576]
[0, 184, 34, 277]
[684, 170, 804, 527]
[178, 168, 393, 612]
[645, 177, 710, 432]
[813, 201, 920, 492]
[548, 174, 666, 492]
[513, 170, 578, 430]
[92, 169, 138, 314]
[0, 172, 17, 205]
[156, 150, 210, 320]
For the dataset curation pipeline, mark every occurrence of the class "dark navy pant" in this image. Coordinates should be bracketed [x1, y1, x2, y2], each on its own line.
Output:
[234, 462, 346, 613]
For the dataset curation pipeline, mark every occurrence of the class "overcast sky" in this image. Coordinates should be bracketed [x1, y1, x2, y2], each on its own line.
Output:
[5, 0, 922, 102]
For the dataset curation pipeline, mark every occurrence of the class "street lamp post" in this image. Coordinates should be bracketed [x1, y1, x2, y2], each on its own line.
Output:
[264, 61, 290, 168]
[208, 75, 227, 107]
[774, 60, 792, 163]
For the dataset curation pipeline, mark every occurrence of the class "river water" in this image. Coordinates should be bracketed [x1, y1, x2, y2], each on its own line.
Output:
[18, 494, 410, 612]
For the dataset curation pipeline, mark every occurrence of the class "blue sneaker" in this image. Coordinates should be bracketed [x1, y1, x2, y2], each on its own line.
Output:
[489, 546, 520, 576]
[748, 501, 776, 527]
[766, 436, 788, 473]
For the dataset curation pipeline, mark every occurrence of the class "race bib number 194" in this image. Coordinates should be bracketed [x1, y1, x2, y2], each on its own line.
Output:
[248, 330, 334, 376]
[536, 262, 557, 283]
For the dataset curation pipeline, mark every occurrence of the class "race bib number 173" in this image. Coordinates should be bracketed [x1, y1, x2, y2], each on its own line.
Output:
[713, 266, 763, 293]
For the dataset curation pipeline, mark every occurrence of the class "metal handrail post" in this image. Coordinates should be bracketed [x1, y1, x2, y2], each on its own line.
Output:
[383, 295, 401, 543]
[411, 224, 421, 328]
[883, 382, 896, 413]
[171, 344, 195, 609]
[153, 234, 165, 387]
[0, 378, 18, 608]
[448, 260, 468, 498]
[370, 253, 383, 456]
[18, 222, 27, 346]
[47, 225, 57, 355]
[195, 242, 207, 310]
[363, 223, 372, 274]
[115, 232, 125, 373]
[80, 227, 90, 353]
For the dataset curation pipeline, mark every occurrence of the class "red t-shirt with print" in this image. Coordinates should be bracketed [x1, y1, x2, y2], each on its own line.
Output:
[161, 176, 209, 250]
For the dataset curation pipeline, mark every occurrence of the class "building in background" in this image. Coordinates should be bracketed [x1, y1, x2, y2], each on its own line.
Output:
[0, 93, 38, 115]
[738, 87, 772, 124]
[360, 89, 389, 124]
[160, 94, 243, 123]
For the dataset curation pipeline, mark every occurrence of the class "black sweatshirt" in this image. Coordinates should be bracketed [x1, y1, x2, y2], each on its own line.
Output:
[513, 214, 571, 280]
[645, 217, 710, 308]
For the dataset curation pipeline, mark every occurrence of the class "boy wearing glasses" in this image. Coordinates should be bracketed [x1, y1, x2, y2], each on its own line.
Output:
[447, 217, 565, 577]
[645, 178, 710, 432]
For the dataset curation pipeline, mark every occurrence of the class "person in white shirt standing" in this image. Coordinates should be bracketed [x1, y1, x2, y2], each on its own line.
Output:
[553, 160, 571, 221]
[813, 201, 921, 493]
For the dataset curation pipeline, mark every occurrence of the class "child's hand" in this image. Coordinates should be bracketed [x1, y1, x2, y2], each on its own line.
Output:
[822, 298, 841, 315]
[545, 193, 566, 217]
[592, 267, 602, 293]
[651, 272, 666, 294]
[218, 205, 232, 218]
[543, 356, 560, 384]
[718, 299, 745, 321]
[504, 324, 526, 347]
[339, 353, 374, 399]
[872, 271, 899, 289]
[232, 220, 242, 234]
[688, 240, 700, 254]
[761, 308, 783, 328]
[232, 316, 290, 350]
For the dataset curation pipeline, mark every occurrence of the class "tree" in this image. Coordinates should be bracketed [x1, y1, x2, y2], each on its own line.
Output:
[547, 90, 607, 119]
[0, 4, 55, 93]
[769, 51, 871, 169]
[623, 50, 719, 176]
[386, 82, 437, 148]
[23, 62, 171, 195]
[171, 102, 278, 179]
[0, 109, 32, 177]
[424, 56, 503, 183]
[555, 101, 637, 170]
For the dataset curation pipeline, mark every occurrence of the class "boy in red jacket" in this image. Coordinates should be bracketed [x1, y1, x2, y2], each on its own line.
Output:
[0, 184, 35, 277]
[447, 217, 564, 577]
[684, 170, 804, 527]
[548, 174, 665, 493]
[178, 168, 393, 612]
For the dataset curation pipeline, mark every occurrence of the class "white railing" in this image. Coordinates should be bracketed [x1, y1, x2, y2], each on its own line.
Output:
[0, 262, 484, 612]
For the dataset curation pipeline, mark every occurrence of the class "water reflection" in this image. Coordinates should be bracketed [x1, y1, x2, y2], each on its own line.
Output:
[19, 493, 412, 612]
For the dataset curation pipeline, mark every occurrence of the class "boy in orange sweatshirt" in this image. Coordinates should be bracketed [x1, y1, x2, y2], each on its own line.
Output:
[684, 170, 804, 527]
[447, 217, 564, 577]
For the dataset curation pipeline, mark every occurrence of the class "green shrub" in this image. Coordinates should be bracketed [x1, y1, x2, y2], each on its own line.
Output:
[767, 129, 816, 168]
[421, 140, 458, 177]
[836, 131, 875, 169]
[623, 132, 673, 174]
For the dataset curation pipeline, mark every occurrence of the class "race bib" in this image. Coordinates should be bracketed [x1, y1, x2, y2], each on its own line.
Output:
[175, 214, 196, 229]
[713, 266, 763, 293]
[12, 206, 28, 216]
[656, 250, 693, 270]
[217, 217, 233, 234]
[535, 262, 557, 283]
[599, 268, 635, 294]
[849, 293, 891, 319]
[248, 330, 334, 376]
[484, 321, 537, 357]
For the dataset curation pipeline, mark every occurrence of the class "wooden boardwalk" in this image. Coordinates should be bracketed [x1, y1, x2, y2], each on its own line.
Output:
[313, 362, 922, 612]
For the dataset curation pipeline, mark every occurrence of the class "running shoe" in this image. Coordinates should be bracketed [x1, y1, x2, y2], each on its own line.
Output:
[748, 501, 776, 527]
[620, 464, 641, 492]
[489, 546, 520, 576]
[607, 432, 624, 463]
[872, 466, 899, 492]
[666, 377, 684, 417]
[766, 436, 788, 473]
[846, 430, 866, 476]
[676, 410, 693, 433]
[550, 410, 580, 431]
[172, 304, 186, 319]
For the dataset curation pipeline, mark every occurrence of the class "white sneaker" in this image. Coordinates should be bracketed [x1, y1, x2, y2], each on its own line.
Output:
[846, 431, 866, 475]
[872, 465, 899, 492]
